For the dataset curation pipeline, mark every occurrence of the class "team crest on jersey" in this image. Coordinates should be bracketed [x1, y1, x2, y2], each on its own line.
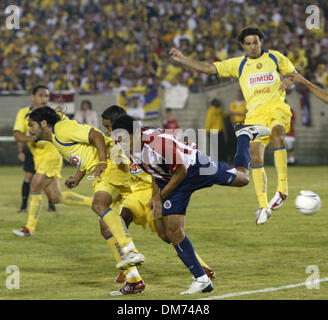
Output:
[256, 63, 263, 69]
[130, 163, 143, 175]
[248, 72, 275, 87]
[70, 154, 82, 169]
[163, 200, 172, 209]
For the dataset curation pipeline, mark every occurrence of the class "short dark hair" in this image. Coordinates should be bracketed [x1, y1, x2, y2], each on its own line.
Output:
[238, 27, 264, 43]
[29, 106, 61, 126]
[111, 115, 137, 135]
[81, 100, 92, 110]
[101, 105, 127, 123]
[32, 85, 48, 95]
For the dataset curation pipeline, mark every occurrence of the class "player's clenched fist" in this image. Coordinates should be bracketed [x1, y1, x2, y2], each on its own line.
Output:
[169, 48, 185, 62]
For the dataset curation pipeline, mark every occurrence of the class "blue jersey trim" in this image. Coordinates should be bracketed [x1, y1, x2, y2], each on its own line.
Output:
[268, 53, 280, 73]
[54, 136, 77, 146]
[101, 209, 112, 219]
[239, 55, 248, 77]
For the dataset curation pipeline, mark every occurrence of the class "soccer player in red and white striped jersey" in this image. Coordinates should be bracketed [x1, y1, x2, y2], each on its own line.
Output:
[112, 115, 270, 294]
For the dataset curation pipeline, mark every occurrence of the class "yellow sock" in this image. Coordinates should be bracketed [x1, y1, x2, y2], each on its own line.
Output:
[106, 234, 142, 283]
[61, 191, 92, 207]
[274, 147, 288, 195]
[101, 202, 134, 253]
[195, 252, 210, 270]
[252, 166, 268, 208]
[26, 193, 42, 233]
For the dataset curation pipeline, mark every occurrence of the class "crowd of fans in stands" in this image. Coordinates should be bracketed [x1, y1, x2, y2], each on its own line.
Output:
[0, 0, 327, 94]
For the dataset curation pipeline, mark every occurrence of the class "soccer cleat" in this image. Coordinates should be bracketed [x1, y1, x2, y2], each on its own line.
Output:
[180, 278, 213, 295]
[203, 267, 216, 280]
[17, 208, 27, 213]
[235, 124, 271, 141]
[116, 251, 145, 270]
[269, 191, 288, 210]
[114, 271, 126, 284]
[255, 208, 272, 225]
[110, 280, 145, 296]
[12, 226, 33, 237]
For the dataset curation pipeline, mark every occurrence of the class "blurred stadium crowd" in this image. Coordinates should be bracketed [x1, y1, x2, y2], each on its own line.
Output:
[0, 0, 328, 94]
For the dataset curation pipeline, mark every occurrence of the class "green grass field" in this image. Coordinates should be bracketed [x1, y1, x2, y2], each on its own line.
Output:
[0, 165, 327, 300]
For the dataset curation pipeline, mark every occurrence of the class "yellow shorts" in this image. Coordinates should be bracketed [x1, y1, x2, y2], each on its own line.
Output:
[32, 142, 62, 179]
[244, 101, 292, 147]
[92, 162, 131, 201]
[123, 188, 157, 232]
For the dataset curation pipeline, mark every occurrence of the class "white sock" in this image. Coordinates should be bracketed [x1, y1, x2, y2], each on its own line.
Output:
[126, 268, 140, 279]
[122, 241, 136, 254]
[197, 274, 210, 282]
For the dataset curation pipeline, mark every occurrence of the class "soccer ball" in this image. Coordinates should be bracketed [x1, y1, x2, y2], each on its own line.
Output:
[295, 190, 321, 215]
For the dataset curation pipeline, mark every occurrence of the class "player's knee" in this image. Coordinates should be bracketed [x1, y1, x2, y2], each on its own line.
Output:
[251, 153, 263, 166]
[99, 220, 111, 239]
[49, 195, 61, 204]
[166, 225, 185, 243]
[92, 200, 107, 216]
[239, 174, 250, 187]
[157, 229, 170, 243]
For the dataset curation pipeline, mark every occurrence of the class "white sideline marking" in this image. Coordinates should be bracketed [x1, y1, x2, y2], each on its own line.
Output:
[197, 278, 328, 300]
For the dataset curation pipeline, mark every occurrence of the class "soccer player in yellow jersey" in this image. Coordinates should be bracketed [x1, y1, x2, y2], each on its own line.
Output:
[169, 27, 297, 225]
[99, 106, 216, 295]
[27, 106, 144, 271]
[14, 85, 56, 212]
[12, 86, 93, 237]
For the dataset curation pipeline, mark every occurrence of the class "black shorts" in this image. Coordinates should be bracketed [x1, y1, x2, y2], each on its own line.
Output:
[22, 145, 35, 174]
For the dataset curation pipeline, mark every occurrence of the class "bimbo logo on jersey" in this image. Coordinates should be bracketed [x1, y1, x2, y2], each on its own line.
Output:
[248, 72, 275, 87]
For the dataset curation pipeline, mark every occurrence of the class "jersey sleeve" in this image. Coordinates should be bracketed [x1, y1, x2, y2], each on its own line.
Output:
[213, 57, 242, 78]
[54, 120, 96, 144]
[272, 50, 295, 74]
[13, 108, 27, 134]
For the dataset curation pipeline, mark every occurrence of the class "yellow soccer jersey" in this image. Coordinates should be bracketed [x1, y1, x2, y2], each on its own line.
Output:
[52, 119, 125, 174]
[214, 49, 295, 111]
[52, 119, 105, 173]
[13, 106, 57, 156]
[129, 163, 152, 192]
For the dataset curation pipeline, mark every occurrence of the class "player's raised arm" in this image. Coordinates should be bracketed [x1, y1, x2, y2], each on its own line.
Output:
[169, 48, 217, 75]
[285, 71, 328, 104]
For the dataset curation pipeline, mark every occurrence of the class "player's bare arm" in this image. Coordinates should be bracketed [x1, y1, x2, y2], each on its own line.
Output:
[280, 71, 297, 91]
[285, 71, 328, 104]
[14, 130, 37, 143]
[159, 165, 187, 200]
[149, 178, 162, 219]
[65, 169, 86, 189]
[89, 128, 108, 178]
[169, 48, 217, 75]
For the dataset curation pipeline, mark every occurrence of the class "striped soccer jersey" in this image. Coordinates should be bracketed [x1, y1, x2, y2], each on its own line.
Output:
[130, 127, 197, 181]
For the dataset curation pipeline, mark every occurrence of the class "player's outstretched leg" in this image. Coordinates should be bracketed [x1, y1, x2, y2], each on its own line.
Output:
[228, 123, 271, 188]
[233, 124, 272, 224]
